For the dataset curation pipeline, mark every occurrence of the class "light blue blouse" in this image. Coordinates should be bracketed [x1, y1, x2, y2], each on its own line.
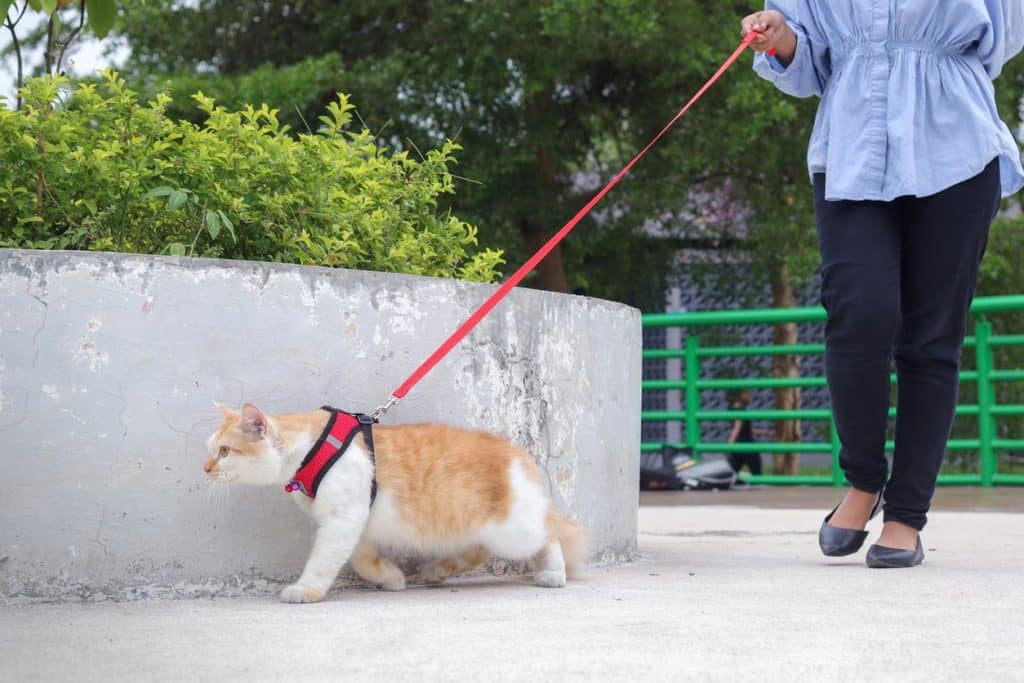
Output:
[754, 1, 1024, 201]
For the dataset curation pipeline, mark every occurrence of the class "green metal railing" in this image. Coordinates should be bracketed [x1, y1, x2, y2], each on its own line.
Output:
[641, 294, 1024, 486]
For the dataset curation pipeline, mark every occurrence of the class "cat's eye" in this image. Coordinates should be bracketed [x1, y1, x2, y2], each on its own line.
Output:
[218, 446, 230, 458]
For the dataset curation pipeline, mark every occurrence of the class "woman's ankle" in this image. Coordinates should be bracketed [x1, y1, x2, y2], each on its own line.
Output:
[876, 520, 919, 550]
[829, 487, 880, 530]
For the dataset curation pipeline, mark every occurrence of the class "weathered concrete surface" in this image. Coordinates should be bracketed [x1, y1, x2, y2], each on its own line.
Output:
[2, 503, 1022, 682]
[0, 249, 641, 601]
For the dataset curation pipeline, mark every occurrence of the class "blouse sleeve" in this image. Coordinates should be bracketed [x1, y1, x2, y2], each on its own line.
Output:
[979, 0, 1024, 78]
[752, 1, 832, 98]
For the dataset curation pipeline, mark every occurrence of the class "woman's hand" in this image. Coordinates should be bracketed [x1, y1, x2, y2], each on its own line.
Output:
[740, 10, 797, 65]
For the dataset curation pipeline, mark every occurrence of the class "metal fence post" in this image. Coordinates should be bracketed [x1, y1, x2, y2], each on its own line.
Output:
[829, 416, 844, 487]
[976, 318, 996, 487]
[685, 332, 700, 454]
[665, 292, 685, 446]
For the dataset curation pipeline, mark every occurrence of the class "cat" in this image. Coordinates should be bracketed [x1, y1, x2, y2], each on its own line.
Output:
[203, 403, 586, 603]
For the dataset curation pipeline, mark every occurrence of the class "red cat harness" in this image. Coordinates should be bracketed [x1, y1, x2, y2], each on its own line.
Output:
[284, 407, 378, 503]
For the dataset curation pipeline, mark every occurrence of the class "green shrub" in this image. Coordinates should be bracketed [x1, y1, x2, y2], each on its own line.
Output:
[0, 71, 503, 282]
[129, 54, 346, 133]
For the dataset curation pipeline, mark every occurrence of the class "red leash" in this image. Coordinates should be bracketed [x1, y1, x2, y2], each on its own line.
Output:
[373, 32, 760, 418]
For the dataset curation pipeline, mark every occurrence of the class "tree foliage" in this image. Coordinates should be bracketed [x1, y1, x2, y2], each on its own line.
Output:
[116, 0, 825, 306]
[0, 71, 503, 281]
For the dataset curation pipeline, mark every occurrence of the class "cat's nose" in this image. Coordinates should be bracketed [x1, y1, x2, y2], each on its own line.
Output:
[203, 458, 216, 474]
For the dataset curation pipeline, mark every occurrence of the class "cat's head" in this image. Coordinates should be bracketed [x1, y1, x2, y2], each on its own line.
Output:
[204, 403, 285, 485]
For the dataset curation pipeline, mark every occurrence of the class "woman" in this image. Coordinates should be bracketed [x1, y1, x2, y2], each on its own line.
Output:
[726, 390, 772, 476]
[741, 2, 1024, 568]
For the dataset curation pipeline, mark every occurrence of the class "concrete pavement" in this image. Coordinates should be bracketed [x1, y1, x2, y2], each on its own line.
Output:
[3, 495, 1023, 682]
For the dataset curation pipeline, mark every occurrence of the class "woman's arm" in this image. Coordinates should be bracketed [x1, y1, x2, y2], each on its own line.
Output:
[728, 420, 742, 444]
[743, 2, 831, 98]
[980, 0, 1024, 78]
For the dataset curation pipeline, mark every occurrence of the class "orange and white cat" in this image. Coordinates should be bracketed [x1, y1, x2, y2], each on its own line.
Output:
[204, 403, 586, 603]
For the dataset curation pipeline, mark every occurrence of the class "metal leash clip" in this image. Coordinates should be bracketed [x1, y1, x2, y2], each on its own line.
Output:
[369, 395, 400, 422]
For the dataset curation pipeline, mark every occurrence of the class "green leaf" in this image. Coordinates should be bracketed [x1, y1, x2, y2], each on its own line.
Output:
[39, 0, 57, 15]
[83, 199, 98, 215]
[168, 189, 188, 211]
[142, 186, 174, 200]
[217, 210, 236, 242]
[168, 242, 186, 257]
[204, 210, 221, 239]
[85, 0, 116, 38]
[25, 0, 42, 11]
[0, 1, 17, 21]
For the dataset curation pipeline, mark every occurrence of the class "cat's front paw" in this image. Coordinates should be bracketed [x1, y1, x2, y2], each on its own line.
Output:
[534, 570, 566, 588]
[379, 571, 407, 591]
[279, 583, 325, 603]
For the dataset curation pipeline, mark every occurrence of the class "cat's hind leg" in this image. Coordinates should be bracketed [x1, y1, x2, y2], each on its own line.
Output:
[533, 540, 567, 588]
[479, 459, 565, 587]
[420, 546, 490, 584]
[350, 539, 406, 591]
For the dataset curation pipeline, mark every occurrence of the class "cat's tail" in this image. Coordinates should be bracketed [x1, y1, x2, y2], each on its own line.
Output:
[551, 512, 587, 579]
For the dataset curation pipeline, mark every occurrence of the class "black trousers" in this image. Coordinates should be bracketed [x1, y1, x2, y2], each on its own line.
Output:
[728, 451, 763, 475]
[813, 160, 1001, 530]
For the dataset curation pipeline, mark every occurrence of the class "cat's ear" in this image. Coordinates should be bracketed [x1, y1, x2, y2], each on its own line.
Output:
[213, 400, 237, 419]
[241, 403, 268, 439]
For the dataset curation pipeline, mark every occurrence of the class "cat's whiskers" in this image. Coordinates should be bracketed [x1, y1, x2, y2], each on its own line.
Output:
[203, 472, 231, 528]
[215, 484, 225, 529]
[217, 477, 230, 528]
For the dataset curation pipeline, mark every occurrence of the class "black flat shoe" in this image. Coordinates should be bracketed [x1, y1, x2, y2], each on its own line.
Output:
[818, 493, 883, 557]
[866, 537, 925, 568]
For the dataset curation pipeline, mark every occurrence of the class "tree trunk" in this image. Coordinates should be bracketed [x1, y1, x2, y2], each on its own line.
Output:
[771, 261, 801, 475]
[517, 218, 571, 293]
[515, 138, 570, 293]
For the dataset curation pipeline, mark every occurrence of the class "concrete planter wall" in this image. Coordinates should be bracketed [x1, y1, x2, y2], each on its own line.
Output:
[0, 249, 640, 601]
